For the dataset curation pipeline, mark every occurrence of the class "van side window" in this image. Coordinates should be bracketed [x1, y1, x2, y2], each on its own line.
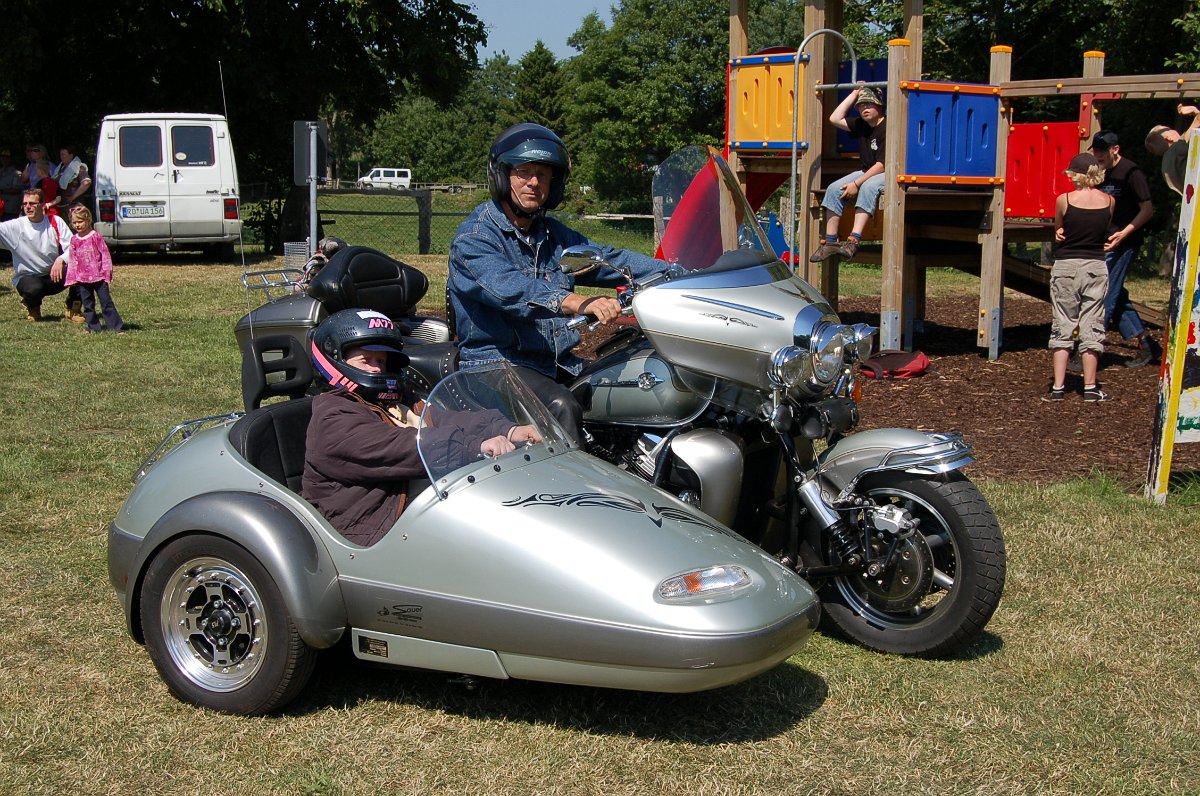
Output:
[171, 125, 216, 167]
[119, 126, 163, 168]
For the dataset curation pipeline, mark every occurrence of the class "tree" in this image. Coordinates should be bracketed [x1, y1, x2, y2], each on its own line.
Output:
[0, 0, 485, 190]
[367, 56, 518, 183]
[560, 0, 730, 210]
[512, 42, 566, 133]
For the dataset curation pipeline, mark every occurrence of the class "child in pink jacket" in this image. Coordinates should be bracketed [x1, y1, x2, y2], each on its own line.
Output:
[66, 204, 124, 333]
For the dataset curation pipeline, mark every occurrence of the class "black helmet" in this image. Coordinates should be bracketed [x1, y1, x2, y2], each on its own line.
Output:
[310, 308, 409, 402]
[487, 123, 571, 211]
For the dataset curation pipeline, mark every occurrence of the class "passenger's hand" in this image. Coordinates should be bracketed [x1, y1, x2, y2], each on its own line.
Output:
[507, 424, 542, 445]
[480, 435, 516, 457]
[1179, 104, 1199, 117]
[50, 257, 65, 282]
[839, 182, 860, 200]
[1055, 227, 1065, 243]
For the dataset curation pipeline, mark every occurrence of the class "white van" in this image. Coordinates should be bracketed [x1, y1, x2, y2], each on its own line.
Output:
[356, 167, 412, 189]
[93, 113, 242, 256]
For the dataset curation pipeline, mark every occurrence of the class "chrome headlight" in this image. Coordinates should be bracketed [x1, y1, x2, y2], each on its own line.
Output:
[769, 345, 813, 388]
[845, 322, 877, 363]
[809, 322, 848, 385]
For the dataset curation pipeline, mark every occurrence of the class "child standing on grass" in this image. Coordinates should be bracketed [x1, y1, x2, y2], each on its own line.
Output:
[65, 205, 124, 333]
[1047, 153, 1113, 402]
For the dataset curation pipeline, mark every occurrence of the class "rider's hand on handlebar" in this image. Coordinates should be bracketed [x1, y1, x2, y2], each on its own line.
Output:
[562, 293, 623, 324]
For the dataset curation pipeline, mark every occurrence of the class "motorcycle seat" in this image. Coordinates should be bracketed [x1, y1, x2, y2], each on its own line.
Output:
[307, 245, 429, 319]
[402, 341, 459, 393]
[228, 396, 314, 494]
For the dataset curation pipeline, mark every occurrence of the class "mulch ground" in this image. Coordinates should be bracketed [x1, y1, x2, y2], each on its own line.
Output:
[583, 293, 1200, 491]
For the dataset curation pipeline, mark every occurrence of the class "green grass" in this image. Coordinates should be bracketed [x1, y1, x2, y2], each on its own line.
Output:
[1, 264, 1198, 795]
[314, 190, 658, 258]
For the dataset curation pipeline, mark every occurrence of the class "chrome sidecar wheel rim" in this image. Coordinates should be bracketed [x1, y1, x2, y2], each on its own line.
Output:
[159, 556, 268, 692]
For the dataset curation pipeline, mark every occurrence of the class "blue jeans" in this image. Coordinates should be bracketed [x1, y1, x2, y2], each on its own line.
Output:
[1103, 243, 1146, 340]
[822, 170, 886, 220]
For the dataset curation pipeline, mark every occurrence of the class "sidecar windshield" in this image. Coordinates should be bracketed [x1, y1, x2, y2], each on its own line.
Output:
[416, 363, 571, 488]
[652, 146, 776, 273]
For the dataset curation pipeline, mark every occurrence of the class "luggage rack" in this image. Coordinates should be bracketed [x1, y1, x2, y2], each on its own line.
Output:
[241, 269, 306, 303]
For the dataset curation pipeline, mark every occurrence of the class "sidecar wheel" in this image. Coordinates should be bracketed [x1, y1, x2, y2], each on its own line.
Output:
[812, 473, 1005, 657]
[139, 535, 316, 715]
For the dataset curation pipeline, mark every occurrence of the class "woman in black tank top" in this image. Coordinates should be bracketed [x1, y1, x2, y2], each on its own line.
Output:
[1047, 153, 1114, 402]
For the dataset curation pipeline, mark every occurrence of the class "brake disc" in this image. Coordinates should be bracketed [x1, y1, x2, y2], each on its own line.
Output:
[855, 530, 935, 612]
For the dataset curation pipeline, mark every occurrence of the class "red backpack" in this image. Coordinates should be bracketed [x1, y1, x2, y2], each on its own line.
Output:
[860, 349, 931, 379]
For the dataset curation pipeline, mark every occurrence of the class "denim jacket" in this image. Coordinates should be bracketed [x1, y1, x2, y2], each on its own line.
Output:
[448, 199, 667, 377]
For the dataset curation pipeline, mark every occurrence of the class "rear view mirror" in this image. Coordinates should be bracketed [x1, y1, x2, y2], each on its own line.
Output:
[559, 244, 606, 276]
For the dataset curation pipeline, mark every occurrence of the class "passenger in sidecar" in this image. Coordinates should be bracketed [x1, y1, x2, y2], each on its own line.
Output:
[302, 308, 540, 545]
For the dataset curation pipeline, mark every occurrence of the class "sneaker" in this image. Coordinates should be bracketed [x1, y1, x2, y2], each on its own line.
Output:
[1125, 336, 1161, 369]
[809, 242, 842, 262]
[837, 238, 860, 260]
[1042, 383, 1066, 402]
[1082, 385, 1113, 402]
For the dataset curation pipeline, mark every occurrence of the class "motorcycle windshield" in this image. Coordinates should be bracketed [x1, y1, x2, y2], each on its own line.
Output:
[416, 363, 572, 488]
[653, 146, 776, 273]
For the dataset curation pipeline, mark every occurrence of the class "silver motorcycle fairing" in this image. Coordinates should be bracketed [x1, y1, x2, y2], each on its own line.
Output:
[814, 428, 976, 500]
[632, 260, 838, 392]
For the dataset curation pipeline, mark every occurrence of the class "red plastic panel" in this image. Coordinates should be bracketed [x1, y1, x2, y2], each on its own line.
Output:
[1004, 122, 1080, 218]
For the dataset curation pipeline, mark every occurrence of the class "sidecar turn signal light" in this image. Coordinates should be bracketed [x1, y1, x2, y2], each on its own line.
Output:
[658, 565, 752, 602]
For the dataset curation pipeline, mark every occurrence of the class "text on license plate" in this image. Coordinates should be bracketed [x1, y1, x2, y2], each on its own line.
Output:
[120, 204, 165, 218]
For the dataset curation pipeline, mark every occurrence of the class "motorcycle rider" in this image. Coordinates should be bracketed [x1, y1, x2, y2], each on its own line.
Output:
[448, 123, 671, 442]
[302, 308, 539, 546]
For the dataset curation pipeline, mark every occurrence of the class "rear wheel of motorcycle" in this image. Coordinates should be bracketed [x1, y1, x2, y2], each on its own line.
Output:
[140, 535, 317, 715]
[809, 472, 1005, 657]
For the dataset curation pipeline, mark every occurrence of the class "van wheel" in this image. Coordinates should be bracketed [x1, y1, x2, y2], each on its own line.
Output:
[215, 242, 237, 262]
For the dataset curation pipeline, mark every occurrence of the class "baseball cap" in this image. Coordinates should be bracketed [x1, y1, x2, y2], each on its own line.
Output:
[855, 86, 884, 107]
[1090, 130, 1120, 150]
[1066, 152, 1099, 173]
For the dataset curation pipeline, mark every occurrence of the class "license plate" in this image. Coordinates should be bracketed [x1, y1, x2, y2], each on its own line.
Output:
[120, 204, 165, 218]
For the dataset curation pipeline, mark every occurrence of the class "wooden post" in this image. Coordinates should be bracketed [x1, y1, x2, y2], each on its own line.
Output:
[728, 0, 749, 193]
[802, 0, 830, 287]
[978, 45, 1012, 359]
[904, 0, 923, 77]
[1083, 49, 1106, 143]
[880, 38, 912, 351]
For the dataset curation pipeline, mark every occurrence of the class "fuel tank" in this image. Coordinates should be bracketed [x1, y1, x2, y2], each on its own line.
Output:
[573, 337, 708, 427]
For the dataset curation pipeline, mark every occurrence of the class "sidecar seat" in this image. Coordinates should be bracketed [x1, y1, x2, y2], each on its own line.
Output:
[228, 397, 314, 494]
[241, 333, 314, 411]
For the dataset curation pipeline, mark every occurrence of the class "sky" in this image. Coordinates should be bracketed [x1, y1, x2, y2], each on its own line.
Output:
[469, 0, 614, 61]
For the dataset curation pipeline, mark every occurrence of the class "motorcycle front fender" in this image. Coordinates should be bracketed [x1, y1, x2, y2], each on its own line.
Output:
[814, 428, 975, 499]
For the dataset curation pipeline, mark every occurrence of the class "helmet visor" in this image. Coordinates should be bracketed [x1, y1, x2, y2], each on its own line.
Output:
[498, 138, 568, 169]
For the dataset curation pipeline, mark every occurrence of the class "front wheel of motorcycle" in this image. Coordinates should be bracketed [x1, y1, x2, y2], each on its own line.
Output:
[806, 472, 1005, 657]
